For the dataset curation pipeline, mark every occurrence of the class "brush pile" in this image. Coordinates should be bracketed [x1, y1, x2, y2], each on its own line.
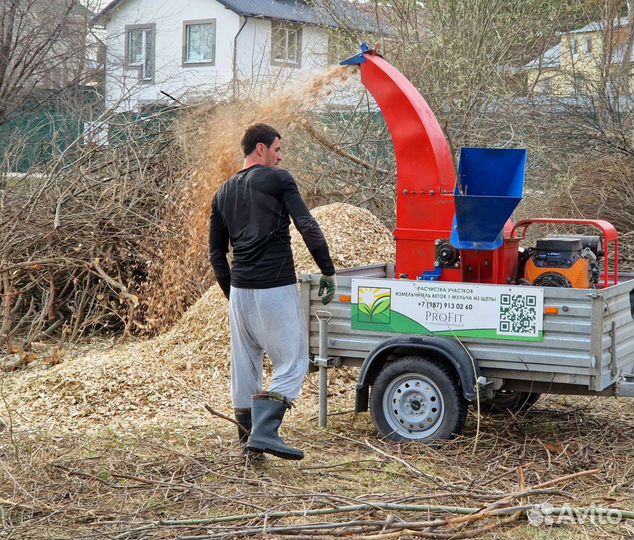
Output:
[0, 113, 184, 350]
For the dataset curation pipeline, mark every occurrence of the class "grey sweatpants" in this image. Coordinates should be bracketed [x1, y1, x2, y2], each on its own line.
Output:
[229, 284, 309, 409]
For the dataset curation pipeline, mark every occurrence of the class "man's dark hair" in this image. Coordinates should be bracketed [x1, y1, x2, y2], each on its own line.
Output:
[241, 124, 281, 156]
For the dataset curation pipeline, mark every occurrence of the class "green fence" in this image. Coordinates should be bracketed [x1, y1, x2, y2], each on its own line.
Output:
[0, 86, 102, 173]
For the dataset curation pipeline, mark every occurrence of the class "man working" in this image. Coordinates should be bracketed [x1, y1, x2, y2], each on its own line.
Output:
[209, 124, 336, 461]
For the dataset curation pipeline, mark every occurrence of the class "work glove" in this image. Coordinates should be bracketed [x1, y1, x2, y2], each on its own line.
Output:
[318, 274, 336, 305]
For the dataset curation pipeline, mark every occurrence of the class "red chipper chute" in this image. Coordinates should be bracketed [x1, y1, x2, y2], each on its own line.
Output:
[341, 44, 459, 282]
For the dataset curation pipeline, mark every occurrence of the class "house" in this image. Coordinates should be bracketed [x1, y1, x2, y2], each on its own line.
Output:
[525, 17, 634, 96]
[94, 0, 381, 112]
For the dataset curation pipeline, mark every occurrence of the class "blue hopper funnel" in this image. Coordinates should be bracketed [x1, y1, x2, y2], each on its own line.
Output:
[450, 147, 527, 250]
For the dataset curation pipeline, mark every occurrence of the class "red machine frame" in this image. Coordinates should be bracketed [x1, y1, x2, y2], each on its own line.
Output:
[356, 50, 458, 281]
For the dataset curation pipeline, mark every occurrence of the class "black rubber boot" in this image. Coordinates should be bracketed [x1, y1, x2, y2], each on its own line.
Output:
[246, 393, 304, 460]
[234, 408, 252, 447]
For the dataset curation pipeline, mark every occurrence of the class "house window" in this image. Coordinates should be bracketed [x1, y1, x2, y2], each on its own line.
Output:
[183, 19, 216, 66]
[125, 24, 155, 82]
[271, 22, 302, 68]
[585, 37, 592, 54]
[570, 37, 578, 56]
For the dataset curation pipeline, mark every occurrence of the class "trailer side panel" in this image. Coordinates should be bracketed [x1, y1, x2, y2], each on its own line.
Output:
[302, 265, 634, 391]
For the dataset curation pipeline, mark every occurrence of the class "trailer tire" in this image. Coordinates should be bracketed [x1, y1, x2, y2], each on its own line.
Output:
[370, 356, 468, 442]
[480, 390, 540, 413]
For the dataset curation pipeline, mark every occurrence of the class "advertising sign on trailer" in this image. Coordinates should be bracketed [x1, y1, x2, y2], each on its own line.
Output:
[351, 279, 545, 341]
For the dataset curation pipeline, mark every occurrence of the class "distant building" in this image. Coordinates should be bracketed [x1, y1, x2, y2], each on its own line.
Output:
[525, 17, 634, 96]
[94, 0, 381, 112]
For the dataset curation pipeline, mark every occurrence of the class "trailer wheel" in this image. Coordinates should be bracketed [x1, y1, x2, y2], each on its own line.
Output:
[370, 356, 468, 442]
[480, 390, 540, 413]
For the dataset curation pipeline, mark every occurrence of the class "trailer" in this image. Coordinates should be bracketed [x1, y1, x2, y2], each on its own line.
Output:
[309, 45, 634, 442]
[301, 266, 634, 442]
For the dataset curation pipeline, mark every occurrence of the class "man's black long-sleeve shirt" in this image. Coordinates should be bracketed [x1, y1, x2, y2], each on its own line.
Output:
[209, 165, 335, 297]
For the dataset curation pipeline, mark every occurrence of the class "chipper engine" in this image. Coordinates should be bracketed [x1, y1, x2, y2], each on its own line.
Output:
[519, 235, 603, 288]
[341, 44, 620, 290]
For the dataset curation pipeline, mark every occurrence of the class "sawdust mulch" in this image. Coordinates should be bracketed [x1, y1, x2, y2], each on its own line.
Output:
[1, 203, 394, 434]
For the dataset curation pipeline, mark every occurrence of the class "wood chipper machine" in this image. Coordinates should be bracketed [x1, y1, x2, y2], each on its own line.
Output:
[300, 44, 634, 442]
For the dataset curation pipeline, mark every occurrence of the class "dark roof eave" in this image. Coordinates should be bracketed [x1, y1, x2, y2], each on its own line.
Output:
[92, 0, 125, 25]
[92, 0, 339, 28]
[238, 14, 382, 32]
[232, 12, 340, 29]
[215, 1, 378, 32]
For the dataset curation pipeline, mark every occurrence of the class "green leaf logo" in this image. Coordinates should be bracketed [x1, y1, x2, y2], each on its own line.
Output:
[358, 287, 391, 323]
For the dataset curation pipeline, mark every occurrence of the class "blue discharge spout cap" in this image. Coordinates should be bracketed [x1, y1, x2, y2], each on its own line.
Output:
[450, 147, 528, 250]
[340, 43, 372, 65]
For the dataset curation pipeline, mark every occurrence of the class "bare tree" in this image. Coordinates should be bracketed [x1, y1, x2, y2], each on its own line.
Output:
[0, 0, 98, 126]
[524, 1, 633, 266]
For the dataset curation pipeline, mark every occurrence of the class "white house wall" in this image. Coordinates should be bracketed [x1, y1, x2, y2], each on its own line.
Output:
[104, 0, 335, 111]
[105, 0, 241, 111]
[234, 17, 329, 97]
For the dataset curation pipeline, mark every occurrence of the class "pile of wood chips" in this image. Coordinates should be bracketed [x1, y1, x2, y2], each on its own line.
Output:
[292, 203, 395, 274]
[2, 203, 394, 434]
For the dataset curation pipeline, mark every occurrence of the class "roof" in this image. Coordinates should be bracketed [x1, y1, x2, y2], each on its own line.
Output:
[217, 0, 376, 29]
[92, 0, 121, 24]
[566, 16, 628, 34]
[525, 42, 561, 69]
[94, 0, 382, 32]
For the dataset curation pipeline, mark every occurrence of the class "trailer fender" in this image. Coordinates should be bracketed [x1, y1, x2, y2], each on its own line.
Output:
[355, 336, 479, 412]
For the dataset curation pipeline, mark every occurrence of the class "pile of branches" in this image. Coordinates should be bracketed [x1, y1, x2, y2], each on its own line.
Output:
[0, 110, 206, 353]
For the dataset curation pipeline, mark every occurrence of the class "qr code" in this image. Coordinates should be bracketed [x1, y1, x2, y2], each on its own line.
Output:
[499, 294, 537, 335]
